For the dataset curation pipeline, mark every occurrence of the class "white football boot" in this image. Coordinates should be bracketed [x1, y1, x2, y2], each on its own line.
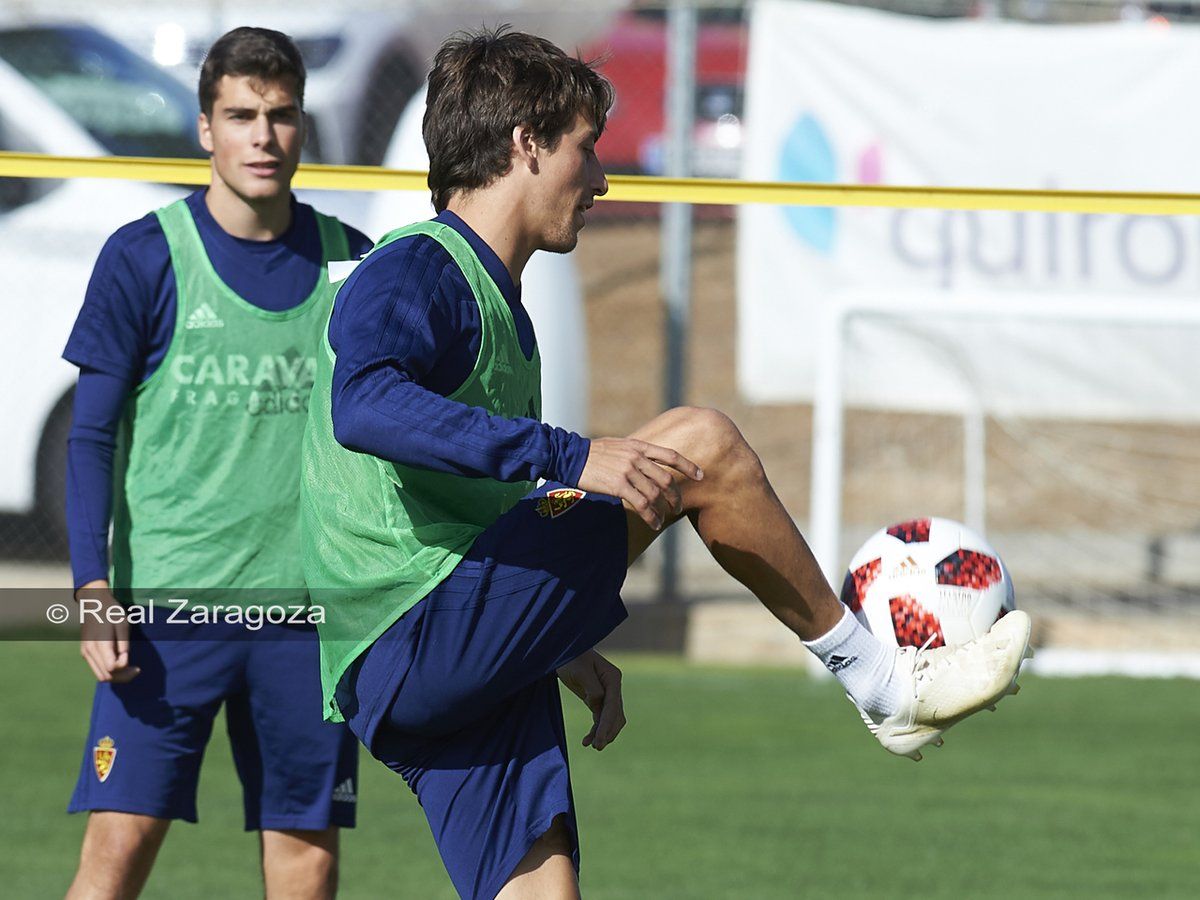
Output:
[858, 609, 1033, 761]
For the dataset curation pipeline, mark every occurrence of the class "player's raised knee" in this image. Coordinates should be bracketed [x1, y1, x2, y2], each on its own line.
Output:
[657, 406, 759, 479]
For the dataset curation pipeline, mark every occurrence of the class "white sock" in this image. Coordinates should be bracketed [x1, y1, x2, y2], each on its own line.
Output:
[802, 606, 901, 717]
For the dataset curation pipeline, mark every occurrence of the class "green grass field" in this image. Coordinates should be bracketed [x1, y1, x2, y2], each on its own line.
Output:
[3, 642, 1197, 899]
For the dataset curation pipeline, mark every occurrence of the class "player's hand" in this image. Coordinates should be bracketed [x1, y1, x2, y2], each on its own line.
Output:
[577, 437, 703, 530]
[77, 580, 140, 684]
[556, 649, 625, 751]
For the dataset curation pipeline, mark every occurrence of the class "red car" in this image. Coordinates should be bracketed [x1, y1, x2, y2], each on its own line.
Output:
[583, 6, 748, 179]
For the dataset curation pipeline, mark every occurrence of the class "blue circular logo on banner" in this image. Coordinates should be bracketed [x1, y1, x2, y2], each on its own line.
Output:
[778, 113, 837, 254]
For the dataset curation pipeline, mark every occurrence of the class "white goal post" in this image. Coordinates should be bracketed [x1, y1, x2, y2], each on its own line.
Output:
[807, 292, 1200, 677]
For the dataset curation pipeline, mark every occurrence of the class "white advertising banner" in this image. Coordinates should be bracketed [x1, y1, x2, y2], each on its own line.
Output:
[738, 1, 1200, 419]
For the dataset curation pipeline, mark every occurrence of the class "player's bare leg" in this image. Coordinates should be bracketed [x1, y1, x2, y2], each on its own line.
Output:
[606, 406, 1031, 759]
[260, 828, 338, 900]
[622, 406, 842, 641]
[67, 811, 170, 899]
[496, 815, 580, 900]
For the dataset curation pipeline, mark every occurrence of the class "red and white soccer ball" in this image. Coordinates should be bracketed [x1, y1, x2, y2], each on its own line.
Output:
[840, 517, 1015, 648]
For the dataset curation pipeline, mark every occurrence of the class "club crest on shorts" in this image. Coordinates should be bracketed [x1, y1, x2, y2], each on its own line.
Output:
[536, 488, 586, 519]
[93, 736, 117, 783]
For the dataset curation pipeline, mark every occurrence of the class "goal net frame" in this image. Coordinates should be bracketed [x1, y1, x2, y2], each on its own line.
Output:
[808, 292, 1200, 677]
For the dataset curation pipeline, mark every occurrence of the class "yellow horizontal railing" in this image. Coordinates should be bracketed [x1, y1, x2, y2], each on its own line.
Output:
[1, 151, 1198, 215]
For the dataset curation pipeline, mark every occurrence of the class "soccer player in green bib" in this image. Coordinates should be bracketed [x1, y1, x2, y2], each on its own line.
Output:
[303, 28, 1033, 899]
[62, 28, 371, 899]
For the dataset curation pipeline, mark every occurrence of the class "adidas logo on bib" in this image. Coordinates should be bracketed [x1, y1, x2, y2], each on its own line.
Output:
[185, 302, 225, 330]
[332, 778, 357, 804]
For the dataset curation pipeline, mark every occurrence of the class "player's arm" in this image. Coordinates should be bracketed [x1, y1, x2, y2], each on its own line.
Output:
[329, 237, 590, 486]
[68, 371, 140, 683]
[67, 370, 124, 591]
[328, 238, 701, 525]
[63, 225, 160, 682]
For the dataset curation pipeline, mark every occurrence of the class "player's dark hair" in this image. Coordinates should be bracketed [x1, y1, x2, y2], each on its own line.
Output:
[423, 27, 614, 212]
[199, 27, 306, 117]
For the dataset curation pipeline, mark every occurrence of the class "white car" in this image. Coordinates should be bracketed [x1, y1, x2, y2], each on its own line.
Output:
[18, 1, 625, 165]
[0, 29, 186, 545]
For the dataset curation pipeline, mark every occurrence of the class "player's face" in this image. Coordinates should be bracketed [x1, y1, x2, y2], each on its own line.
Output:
[198, 75, 304, 205]
[533, 113, 608, 254]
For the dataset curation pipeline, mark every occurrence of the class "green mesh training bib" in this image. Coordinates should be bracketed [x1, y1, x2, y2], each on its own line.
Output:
[301, 220, 542, 721]
[110, 199, 349, 604]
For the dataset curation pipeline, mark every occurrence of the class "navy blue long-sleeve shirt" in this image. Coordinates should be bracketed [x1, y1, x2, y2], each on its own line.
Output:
[327, 209, 590, 486]
[62, 189, 373, 589]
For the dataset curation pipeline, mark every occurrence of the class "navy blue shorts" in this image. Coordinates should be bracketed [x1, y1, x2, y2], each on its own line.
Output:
[69, 619, 359, 830]
[343, 483, 629, 900]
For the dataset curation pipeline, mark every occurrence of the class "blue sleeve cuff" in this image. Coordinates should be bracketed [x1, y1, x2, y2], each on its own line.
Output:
[73, 567, 111, 592]
[551, 430, 590, 487]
